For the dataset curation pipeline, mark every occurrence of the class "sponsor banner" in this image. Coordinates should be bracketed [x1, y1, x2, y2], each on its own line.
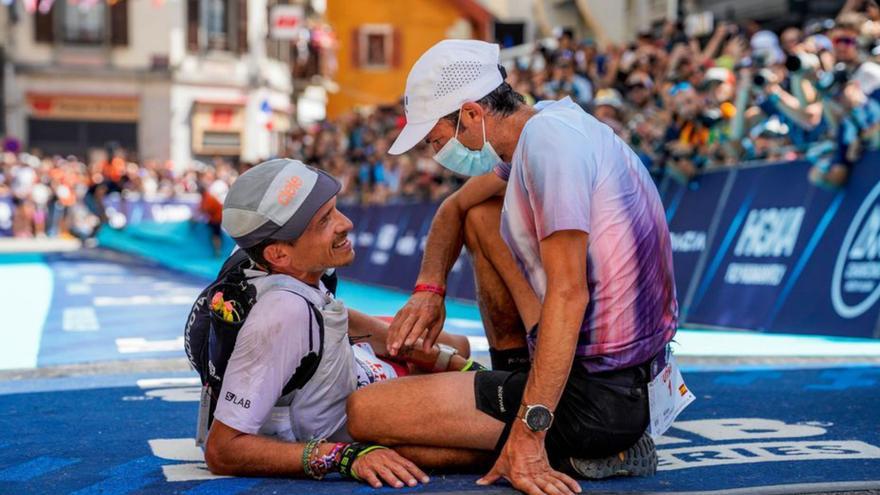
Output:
[686, 154, 880, 337]
[686, 160, 839, 330]
[770, 152, 880, 337]
[665, 171, 731, 306]
[103, 197, 200, 225]
[0, 196, 200, 237]
[0, 195, 12, 237]
[338, 203, 476, 301]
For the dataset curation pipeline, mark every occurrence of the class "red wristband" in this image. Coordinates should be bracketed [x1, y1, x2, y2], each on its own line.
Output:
[413, 283, 446, 297]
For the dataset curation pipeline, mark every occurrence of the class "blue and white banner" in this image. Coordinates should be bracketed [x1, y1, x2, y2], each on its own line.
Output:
[0, 196, 13, 237]
[684, 154, 880, 338]
[337, 203, 476, 301]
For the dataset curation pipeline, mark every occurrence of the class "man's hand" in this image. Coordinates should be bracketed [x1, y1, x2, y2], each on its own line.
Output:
[477, 422, 581, 495]
[353, 448, 430, 489]
[386, 291, 446, 356]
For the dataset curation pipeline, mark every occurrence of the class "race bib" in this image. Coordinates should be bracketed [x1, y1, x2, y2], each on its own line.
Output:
[647, 355, 695, 438]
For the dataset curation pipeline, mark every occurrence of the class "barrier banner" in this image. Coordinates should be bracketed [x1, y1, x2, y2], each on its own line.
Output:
[685, 155, 880, 338]
[0, 196, 12, 237]
[103, 196, 199, 225]
[338, 203, 476, 301]
[665, 171, 732, 307]
[769, 154, 880, 338]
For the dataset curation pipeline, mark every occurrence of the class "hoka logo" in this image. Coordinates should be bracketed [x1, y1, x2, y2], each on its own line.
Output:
[734, 208, 805, 258]
[833, 182, 880, 318]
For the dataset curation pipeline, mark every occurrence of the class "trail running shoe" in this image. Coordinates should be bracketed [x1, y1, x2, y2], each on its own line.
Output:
[569, 432, 658, 479]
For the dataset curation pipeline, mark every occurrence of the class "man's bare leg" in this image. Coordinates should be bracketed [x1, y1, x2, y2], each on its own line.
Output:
[463, 198, 541, 368]
[347, 372, 503, 450]
[393, 446, 494, 472]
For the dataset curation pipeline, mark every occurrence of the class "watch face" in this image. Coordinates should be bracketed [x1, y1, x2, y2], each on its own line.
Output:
[526, 406, 553, 431]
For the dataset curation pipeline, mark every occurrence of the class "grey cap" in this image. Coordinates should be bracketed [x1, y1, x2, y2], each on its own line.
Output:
[222, 158, 341, 249]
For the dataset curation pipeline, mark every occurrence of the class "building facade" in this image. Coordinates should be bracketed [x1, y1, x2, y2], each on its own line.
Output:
[3, 0, 299, 166]
[324, 0, 492, 119]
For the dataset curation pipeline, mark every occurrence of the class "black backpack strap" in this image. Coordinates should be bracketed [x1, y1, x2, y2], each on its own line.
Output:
[279, 291, 325, 396]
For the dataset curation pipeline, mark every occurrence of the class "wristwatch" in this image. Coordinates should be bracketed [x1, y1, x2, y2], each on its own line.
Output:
[517, 403, 554, 432]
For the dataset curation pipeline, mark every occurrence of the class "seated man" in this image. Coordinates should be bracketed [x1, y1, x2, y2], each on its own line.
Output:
[203, 158, 481, 487]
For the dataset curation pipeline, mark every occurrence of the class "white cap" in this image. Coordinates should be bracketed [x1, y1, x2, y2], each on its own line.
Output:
[388, 39, 503, 155]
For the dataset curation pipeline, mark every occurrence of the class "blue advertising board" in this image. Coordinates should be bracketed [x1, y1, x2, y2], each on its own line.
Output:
[685, 154, 880, 338]
[0, 195, 12, 237]
[665, 170, 732, 310]
[768, 154, 880, 338]
[337, 203, 476, 301]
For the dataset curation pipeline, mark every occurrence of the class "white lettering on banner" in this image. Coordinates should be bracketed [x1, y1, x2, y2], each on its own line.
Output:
[370, 251, 389, 265]
[395, 234, 418, 256]
[670, 231, 707, 253]
[376, 224, 398, 250]
[724, 263, 787, 286]
[734, 207, 805, 258]
[126, 377, 201, 402]
[0, 201, 11, 230]
[356, 232, 374, 247]
[833, 181, 880, 318]
[658, 440, 880, 471]
[849, 205, 880, 261]
[673, 418, 827, 441]
[151, 204, 193, 223]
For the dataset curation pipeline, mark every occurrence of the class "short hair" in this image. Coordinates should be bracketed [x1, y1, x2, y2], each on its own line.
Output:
[440, 69, 526, 128]
[243, 238, 295, 271]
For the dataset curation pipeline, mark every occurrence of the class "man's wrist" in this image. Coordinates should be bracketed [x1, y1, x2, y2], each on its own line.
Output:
[413, 283, 446, 297]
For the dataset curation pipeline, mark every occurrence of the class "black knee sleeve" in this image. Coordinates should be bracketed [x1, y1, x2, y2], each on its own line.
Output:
[489, 347, 531, 372]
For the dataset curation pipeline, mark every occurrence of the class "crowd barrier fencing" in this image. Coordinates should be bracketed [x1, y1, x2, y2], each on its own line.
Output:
[2, 153, 878, 338]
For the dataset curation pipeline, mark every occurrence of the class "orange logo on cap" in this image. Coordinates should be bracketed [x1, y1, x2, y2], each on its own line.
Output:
[278, 176, 303, 205]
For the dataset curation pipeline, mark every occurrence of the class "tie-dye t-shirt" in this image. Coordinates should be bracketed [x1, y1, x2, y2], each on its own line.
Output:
[495, 97, 678, 372]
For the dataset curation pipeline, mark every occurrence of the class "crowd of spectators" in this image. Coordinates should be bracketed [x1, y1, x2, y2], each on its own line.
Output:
[0, 145, 239, 238]
[4, 0, 880, 238]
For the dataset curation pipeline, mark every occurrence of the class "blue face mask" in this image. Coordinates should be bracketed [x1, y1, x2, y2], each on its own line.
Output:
[433, 108, 501, 176]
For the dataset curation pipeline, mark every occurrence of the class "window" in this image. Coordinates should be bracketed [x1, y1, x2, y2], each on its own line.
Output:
[356, 25, 398, 70]
[203, 0, 228, 50]
[187, 0, 248, 53]
[34, 0, 128, 46]
[63, 1, 106, 44]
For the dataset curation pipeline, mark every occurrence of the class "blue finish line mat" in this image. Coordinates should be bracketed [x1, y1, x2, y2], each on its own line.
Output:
[1, 366, 879, 495]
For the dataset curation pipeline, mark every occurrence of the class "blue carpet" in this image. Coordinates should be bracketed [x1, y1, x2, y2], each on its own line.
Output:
[0, 367, 878, 494]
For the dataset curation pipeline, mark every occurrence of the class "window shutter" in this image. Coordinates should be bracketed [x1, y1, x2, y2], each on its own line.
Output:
[187, 0, 199, 51]
[391, 27, 402, 68]
[351, 28, 360, 68]
[34, 8, 55, 44]
[237, 0, 248, 54]
[110, 0, 129, 46]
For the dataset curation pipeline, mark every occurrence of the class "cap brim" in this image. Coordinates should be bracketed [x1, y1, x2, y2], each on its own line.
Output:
[388, 118, 439, 155]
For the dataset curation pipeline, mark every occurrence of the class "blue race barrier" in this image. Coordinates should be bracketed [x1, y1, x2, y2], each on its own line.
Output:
[681, 154, 880, 338]
[337, 203, 476, 301]
[5, 154, 878, 338]
[340, 154, 880, 339]
[0, 196, 12, 236]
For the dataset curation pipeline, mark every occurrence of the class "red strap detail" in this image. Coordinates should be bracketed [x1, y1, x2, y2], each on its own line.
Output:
[413, 283, 446, 297]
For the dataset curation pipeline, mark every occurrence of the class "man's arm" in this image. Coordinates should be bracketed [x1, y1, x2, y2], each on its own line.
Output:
[478, 230, 588, 495]
[348, 308, 470, 359]
[386, 172, 507, 356]
[205, 419, 428, 487]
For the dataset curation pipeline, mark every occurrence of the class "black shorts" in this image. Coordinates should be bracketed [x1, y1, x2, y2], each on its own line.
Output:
[473, 358, 652, 469]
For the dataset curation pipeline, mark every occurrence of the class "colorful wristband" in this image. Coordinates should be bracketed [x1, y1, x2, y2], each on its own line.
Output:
[337, 442, 389, 481]
[413, 283, 446, 297]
